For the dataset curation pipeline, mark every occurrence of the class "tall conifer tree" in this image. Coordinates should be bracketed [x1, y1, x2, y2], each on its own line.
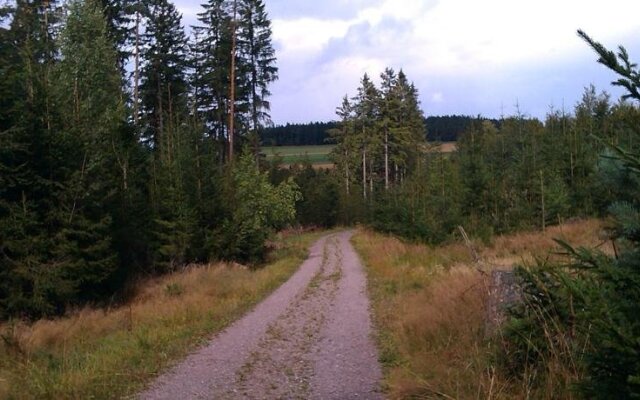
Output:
[139, 0, 189, 150]
[237, 0, 277, 151]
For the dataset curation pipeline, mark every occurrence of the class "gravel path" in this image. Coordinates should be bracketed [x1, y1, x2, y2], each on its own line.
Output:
[140, 231, 383, 400]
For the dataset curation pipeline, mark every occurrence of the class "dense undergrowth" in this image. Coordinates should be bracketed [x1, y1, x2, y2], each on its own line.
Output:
[0, 230, 322, 400]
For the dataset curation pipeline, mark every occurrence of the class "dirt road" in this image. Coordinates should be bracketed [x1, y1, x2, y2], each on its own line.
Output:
[140, 231, 383, 399]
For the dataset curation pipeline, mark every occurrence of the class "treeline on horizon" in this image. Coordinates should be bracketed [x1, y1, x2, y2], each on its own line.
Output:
[279, 80, 639, 242]
[259, 115, 502, 146]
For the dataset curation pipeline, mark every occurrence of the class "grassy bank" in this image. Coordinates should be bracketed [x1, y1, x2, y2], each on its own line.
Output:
[353, 219, 609, 399]
[0, 230, 324, 400]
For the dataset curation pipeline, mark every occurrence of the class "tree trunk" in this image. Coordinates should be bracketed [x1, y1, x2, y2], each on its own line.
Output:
[369, 156, 374, 198]
[384, 130, 389, 190]
[362, 148, 367, 200]
[156, 69, 164, 160]
[395, 162, 398, 184]
[540, 170, 546, 232]
[345, 148, 350, 196]
[228, 0, 238, 163]
[133, 10, 140, 126]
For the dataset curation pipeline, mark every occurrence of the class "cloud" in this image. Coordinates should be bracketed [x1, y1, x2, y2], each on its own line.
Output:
[173, 0, 640, 123]
[272, 18, 351, 59]
[430, 92, 444, 104]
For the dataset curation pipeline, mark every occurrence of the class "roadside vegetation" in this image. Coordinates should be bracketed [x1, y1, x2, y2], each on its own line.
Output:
[0, 231, 322, 400]
[354, 219, 610, 399]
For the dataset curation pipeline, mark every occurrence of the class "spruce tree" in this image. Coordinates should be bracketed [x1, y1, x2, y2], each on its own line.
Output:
[139, 0, 189, 150]
[0, 0, 63, 317]
[353, 73, 381, 199]
[237, 0, 277, 146]
[394, 70, 426, 174]
[138, 0, 201, 269]
[379, 68, 399, 190]
[330, 96, 357, 196]
[52, 0, 128, 306]
[194, 0, 233, 159]
[99, 0, 134, 71]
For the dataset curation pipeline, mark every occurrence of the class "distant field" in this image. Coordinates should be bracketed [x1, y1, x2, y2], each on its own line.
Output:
[435, 142, 457, 153]
[261, 145, 335, 165]
[261, 142, 456, 168]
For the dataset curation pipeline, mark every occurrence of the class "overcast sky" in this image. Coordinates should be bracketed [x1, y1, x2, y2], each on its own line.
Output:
[176, 0, 640, 124]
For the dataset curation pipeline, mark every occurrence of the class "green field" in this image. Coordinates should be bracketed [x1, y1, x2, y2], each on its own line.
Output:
[261, 145, 335, 165]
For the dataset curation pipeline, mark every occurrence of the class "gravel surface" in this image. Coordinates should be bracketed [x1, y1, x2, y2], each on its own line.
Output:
[140, 231, 383, 400]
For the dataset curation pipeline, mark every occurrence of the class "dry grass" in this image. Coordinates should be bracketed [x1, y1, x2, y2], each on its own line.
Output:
[0, 231, 324, 400]
[482, 218, 611, 267]
[434, 142, 457, 153]
[353, 218, 606, 399]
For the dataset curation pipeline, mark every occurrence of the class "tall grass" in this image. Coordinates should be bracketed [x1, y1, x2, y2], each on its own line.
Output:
[353, 219, 608, 399]
[0, 230, 324, 400]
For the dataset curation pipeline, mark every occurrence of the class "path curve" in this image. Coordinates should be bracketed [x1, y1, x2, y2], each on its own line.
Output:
[140, 231, 383, 400]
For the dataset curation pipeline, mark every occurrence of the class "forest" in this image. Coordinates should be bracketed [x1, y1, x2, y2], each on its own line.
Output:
[258, 115, 497, 146]
[1, 0, 640, 396]
[0, 0, 299, 319]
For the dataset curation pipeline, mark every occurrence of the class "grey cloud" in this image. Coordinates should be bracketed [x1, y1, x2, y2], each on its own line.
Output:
[315, 16, 413, 67]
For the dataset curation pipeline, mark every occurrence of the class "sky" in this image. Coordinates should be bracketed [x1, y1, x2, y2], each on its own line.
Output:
[175, 0, 640, 124]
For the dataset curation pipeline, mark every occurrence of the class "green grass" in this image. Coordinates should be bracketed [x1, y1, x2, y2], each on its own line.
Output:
[261, 145, 335, 165]
[0, 230, 326, 400]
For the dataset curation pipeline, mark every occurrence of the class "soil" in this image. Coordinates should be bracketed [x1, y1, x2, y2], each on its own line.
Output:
[140, 231, 383, 399]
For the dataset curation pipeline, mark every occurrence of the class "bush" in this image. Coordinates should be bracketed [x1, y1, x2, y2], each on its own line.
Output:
[213, 152, 301, 264]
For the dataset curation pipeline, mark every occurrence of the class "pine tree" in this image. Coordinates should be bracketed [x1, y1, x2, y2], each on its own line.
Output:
[330, 95, 357, 196]
[138, 0, 202, 269]
[0, 0, 64, 317]
[52, 0, 129, 306]
[379, 68, 399, 190]
[353, 73, 380, 199]
[194, 0, 233, 160]
[237, 0, 277, 149]
[394, 70, 426, 174]
[139, 0, 189, 151]
[99, 0, 134, 71]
